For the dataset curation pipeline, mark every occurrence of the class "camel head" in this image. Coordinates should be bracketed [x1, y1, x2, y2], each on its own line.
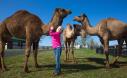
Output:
[73, 13, 87, 24]
[41, 8, 72, 35]
[73, 13, 89, 38]
[55, 8, 72, 18]
[73, 24, 86, 38]
[48, 8, 72, 32]
[66, 23, 72, 29]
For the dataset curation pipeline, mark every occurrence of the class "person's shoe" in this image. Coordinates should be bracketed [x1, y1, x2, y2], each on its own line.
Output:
[53, 72, 61, 76]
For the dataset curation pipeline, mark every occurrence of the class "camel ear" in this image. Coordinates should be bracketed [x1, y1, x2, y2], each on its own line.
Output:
[73, 24, 81, 28]
[55, 8, 60, 12]
[81, 13, 87, 17]
[73, 24, 76, 28]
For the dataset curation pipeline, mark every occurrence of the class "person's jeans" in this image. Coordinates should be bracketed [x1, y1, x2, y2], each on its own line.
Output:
[54, 47, 62, 73]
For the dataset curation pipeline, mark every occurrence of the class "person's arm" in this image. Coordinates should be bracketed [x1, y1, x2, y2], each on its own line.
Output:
[49, 30, 60, 36]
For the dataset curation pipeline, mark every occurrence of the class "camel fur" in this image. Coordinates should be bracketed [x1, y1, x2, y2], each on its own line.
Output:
[0, 8, 71, 72]
[74, 13, 127, 68]
[63, 24, 82, 63]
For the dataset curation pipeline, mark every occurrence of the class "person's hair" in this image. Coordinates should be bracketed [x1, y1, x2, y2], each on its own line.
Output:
[56, 26, 62, 32]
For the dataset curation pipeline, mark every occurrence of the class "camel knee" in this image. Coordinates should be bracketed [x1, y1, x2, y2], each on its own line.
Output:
[71, 50, 74, 54]
[25, 49, 31, 57]
[0, 49, 3, 58]
[0, 59, 1, 67]
[104, 49, 109, 55]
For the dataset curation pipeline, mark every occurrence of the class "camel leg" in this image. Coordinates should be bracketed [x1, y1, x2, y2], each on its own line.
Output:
[0, 42, 1, 71]
[33, 41, 39, 68]
[68, 41, 71, 61]
[125, 39, 127, 55]
[24, 40, 31, 72]
[71, 48, 76, 63]
[112, 40, 123, 64]
[100, 38, 104, 47]
[71, 41, 76, 63]
[64, 42, 68, 61]
[24, 29, 32, 73]
[103, 38, 110, 68]
[0, 56, 1, 70]
[0, 41, 6, 71]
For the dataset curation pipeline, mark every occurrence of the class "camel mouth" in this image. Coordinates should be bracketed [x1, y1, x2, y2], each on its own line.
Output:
[69, 11, 72, 14]
[73, 17, 77, 21]
[73, 16, 80, 22]
[73, 18, 76, 21]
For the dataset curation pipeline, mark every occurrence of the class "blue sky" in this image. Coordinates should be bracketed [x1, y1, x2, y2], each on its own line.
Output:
[0, 0, 127, 46]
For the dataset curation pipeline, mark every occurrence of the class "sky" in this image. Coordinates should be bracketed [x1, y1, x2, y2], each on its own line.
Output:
[0, 0, 127, 46]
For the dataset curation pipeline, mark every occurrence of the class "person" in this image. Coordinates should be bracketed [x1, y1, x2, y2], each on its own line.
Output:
[49, 26, 62, 76]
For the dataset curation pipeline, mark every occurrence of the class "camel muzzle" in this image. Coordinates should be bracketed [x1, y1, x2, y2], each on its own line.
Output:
[69, 11, 72, 14]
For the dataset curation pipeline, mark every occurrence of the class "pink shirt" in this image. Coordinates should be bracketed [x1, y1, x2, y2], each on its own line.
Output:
[49, 30, 61, 49]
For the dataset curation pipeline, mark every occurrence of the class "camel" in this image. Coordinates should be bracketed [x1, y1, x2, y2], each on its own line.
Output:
[63, 24, 82, 63]
[0, 8, 71, 72]
[74, 13, 127, 68]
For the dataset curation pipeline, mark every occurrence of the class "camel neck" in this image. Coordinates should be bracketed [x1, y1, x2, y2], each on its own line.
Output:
[82, 18, 98, 36]
[49, 13, 63, 28]
[41, 13, 63, 35]
[86, 26, 98, 36]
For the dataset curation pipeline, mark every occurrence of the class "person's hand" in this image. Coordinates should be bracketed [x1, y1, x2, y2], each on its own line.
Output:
[50, 26, 54, 30]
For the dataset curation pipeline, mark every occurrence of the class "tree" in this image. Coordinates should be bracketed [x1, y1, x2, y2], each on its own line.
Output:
[90, 38, 95, 49]
[81, 35, 91, 48]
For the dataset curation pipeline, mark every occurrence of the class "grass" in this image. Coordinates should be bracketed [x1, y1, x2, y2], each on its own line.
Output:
[1, 48, 127, 78]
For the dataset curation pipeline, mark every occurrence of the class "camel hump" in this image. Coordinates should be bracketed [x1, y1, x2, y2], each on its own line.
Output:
[4, 10, 32, 21]
[5, 10, 43, 24]
[13, 10, 31, 15]
[106, 17, 126, 25]
[9, 10, 34, 19]
[100, 18, 116, 22]
[107, 18, 116, 20]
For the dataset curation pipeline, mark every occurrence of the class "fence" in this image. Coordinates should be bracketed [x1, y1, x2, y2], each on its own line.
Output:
[96, 44, 127, 56]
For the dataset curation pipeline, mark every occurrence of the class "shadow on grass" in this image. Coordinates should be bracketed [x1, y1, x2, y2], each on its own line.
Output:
[38, 63, 104, 74]
[86, 57, 105, 65]
[76, 57, 105, 65]
[35, 57, 123, 74]
[86, 57, 127, 68]
[119, 61, 127, 65]
[62, 64, 104, 74]
[113, 61, 127, 67]
[76, 57, 127, 68]
[31, 58, 127, 72]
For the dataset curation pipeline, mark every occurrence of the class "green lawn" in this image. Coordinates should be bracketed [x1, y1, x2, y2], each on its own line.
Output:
[1, 48, 127, 78]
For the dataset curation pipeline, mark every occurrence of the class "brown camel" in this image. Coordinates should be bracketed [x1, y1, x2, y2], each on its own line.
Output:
[63, 24, 82, 63]
[0, 8, 71, 72]
[74, 13, 127, 68]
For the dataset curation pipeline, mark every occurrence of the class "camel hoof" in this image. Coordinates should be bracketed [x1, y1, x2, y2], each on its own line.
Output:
[74, 61, 78, 64]
[111, 59, 117, 64]
[0, 68, 7, 72]
[106, 66, 111, 69]
[1, 66, 8, 72]
[111, 62, 120, 68]
[64, 60, 68, 62]
[0, 65, 7, 72]
[0, 68, 2, 72]
[112, 60, 120, 65]
[24, 69, 30, 73]
[105, 64, 111, 69]
[24, 67, 30, 73]
[35, 64, 40, 68]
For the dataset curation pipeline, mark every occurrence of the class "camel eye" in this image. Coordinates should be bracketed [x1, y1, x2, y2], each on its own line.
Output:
[62, 9, 65, 12]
